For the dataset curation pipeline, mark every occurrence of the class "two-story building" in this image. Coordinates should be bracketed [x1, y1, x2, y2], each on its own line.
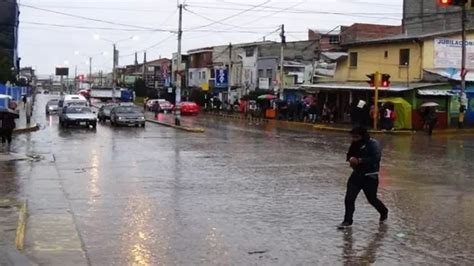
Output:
[303, 29, 474, 129]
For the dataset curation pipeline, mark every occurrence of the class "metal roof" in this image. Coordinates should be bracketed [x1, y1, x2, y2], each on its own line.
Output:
[417, 89, 456, 96]
[301, 82, 441, 92]
[424, 68, 474, 82]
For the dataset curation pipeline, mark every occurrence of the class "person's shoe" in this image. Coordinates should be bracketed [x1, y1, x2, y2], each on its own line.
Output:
[380, 211, 388, 224]
[337, 221, 352, 230]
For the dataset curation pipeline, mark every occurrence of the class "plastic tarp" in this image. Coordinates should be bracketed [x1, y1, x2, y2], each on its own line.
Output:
[379, 97, 413, 130]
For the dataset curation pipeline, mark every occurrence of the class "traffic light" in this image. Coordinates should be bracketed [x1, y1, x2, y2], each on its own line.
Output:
[78, 75, 84, 81]
[381, 74, 391, 87]
[366, 74, 375, 87]
[437, 0, 467, 7]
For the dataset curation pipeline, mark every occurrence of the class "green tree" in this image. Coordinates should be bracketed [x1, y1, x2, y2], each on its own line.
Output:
[0, 49, 16, 84]
[133, 78, 147, 97]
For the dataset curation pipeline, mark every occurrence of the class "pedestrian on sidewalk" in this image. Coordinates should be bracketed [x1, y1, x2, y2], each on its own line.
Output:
[338, 127, 388, 229]
[152, 100, 161, 119]
[0, 111, 17, 149]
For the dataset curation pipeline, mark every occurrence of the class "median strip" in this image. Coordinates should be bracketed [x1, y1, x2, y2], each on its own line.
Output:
[146, 119, 205, 133]
[15, 201, 28, 251]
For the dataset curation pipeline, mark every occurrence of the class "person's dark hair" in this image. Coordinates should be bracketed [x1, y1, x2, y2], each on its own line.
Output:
[350, 126, 370, 139]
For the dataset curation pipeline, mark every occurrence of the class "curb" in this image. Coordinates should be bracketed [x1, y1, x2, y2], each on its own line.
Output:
[13, 123, 40, 135]
[15, 200, 28, 252]
[313, 125, 416, 135]
[146, 119, 205, 133]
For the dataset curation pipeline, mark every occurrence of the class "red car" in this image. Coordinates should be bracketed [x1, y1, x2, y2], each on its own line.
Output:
[177, 102, 200, 115]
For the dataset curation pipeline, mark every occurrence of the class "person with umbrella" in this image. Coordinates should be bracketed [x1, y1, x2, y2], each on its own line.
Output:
[420, 102, 439, 136]
[0, 102, 19, 150]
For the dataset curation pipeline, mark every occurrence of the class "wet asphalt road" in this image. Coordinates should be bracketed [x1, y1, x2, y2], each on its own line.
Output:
[3, 94, 474, 265]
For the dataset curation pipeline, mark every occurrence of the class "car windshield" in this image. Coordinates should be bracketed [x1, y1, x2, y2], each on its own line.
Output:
[47, 99, 59, 105]
[115, 106, 141, 114]
[66, 107, 91, 114]
[103, 105, 115, 110]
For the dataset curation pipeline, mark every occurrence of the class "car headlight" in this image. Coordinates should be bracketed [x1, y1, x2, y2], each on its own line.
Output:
[139, 117, 145, 120]
[48, 106, 54, 110]
[118, 117, 125, 120]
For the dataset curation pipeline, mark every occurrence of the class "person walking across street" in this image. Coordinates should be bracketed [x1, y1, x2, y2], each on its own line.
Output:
[338, 127, 388, 229]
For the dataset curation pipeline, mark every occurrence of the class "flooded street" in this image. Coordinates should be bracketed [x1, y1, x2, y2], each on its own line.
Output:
[3, 94, 474, 265]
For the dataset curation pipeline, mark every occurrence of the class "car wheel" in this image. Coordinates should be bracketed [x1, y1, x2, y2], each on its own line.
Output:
[91, 123, 97, 129]
[141, 123, 146, 128]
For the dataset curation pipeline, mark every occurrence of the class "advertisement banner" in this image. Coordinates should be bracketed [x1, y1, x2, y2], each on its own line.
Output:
[259, 77, 269, 89]
[215, 68, 228, 88]
[434, 38, 474, 69]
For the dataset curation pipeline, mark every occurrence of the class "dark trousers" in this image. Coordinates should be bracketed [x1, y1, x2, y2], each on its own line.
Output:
[344, 173, 388, 224]
[1, 129, 13, 144]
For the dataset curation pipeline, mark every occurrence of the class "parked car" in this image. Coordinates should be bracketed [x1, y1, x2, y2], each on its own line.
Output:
[97, 103, 116, 122]
[110, 105, 146, 127]
[158, 99, 174, 113]
[59, 106, 97, 128]
[177, 102, 200, 115]
[45, 99, 60, 115]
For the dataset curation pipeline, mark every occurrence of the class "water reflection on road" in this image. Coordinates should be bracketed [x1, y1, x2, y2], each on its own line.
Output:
[4, 95, 474, 265]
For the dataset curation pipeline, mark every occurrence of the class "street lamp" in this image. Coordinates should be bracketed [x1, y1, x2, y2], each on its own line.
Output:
[93, 34, 139, 102]
[74, 51, 108, 86]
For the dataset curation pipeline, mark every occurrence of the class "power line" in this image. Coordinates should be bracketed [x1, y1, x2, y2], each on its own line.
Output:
[184, 0, 271, 31]
[19, 3, 176, 32]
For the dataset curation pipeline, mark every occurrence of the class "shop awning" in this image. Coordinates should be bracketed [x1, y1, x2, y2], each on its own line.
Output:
[301, 82, 438, 92]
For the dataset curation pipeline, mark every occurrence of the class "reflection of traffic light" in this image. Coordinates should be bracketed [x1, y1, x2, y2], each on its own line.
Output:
[366, 74, 375, 87]
[437, 0, 467, 6]
[381, 74, 391, 88]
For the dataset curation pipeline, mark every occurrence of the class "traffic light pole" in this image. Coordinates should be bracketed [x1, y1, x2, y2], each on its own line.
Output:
[459, 4, 467, 128]
[112, 43, 117, 102]
[279, 24, 285, 100]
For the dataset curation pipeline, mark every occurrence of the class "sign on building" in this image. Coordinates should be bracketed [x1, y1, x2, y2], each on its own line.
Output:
[215, 68, 228, 88]
[259, 77, 269, 89]
[434, 38, 474, 69]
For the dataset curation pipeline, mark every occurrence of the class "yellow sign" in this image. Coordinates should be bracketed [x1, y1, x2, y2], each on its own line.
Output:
[374, 71, 382, 87]
[201, 82, 209, 92]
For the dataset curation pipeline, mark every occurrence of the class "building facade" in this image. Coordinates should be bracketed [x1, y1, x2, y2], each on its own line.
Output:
[0, 0, 19, 71]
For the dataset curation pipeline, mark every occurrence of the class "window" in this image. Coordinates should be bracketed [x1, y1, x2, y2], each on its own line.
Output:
[198, 72, 202, 79]
[245, 48, 254, 57]
[329, 35, 340, 44]
[384, 51, 388, 58]
[266, 69, 273, 78]
[202, 71, 206, 80]
[400, 49, 410, 66]
[190, 72, 193, 80]
[258, 69, 264, 78]
[349, 52, 358, 67]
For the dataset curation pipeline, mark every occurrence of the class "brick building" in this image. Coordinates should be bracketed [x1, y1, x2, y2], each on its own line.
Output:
[403, 0, 474, 35]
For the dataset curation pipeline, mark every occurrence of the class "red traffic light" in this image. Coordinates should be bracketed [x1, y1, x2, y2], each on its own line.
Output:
[381, 74, 391, 88]
[78, 75, 84, 81]
[437, 0, 467, 6]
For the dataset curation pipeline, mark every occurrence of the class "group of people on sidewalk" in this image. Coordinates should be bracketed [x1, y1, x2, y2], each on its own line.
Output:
[350, 100, 397, 131]
[276, 100, 336, 124]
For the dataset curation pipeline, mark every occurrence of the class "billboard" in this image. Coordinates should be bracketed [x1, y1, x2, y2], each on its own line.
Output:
[215, 68, 228, 88]
[434, 38, 474, 69]
[55, 67, 69, 76]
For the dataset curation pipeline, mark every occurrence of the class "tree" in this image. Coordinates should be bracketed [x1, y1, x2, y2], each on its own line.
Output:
[133, 78, 147, 97]
[0, 49, 15, 84]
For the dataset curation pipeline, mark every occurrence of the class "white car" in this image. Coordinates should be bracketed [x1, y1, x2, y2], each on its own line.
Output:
[59, 106, 97, 128]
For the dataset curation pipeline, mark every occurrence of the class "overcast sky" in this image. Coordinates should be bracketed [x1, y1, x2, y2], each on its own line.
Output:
[18, 0, 403, 75]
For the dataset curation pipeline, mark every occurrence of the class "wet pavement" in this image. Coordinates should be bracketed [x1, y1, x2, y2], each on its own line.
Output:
[2, 94, 474, 265]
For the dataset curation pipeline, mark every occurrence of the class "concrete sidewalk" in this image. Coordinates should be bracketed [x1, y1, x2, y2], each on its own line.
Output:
[12, 100, 39, 135]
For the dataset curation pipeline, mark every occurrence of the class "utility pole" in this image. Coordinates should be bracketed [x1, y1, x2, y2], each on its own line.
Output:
[89, 57, 92, 86]
[459, 3, 467, 128]
[175, 3, 183, 126]
[74, 65, 77, 90]
[373, 71, 381, 130]
[228, 42, 232, 104]
[112, 43, 117, 102]
[279, 24, 286, 100]
[143, 51, 147, 85]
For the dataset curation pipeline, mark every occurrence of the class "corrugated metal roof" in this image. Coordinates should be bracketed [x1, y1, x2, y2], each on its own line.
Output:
[417, 89, 455, 96]
[425, 68, 474, 82]
[301, 82, 441, 92]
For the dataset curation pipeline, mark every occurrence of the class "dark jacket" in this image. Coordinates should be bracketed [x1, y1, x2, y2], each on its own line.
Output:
[346, 138, 381, 176]
[0, 112, 16, 130]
